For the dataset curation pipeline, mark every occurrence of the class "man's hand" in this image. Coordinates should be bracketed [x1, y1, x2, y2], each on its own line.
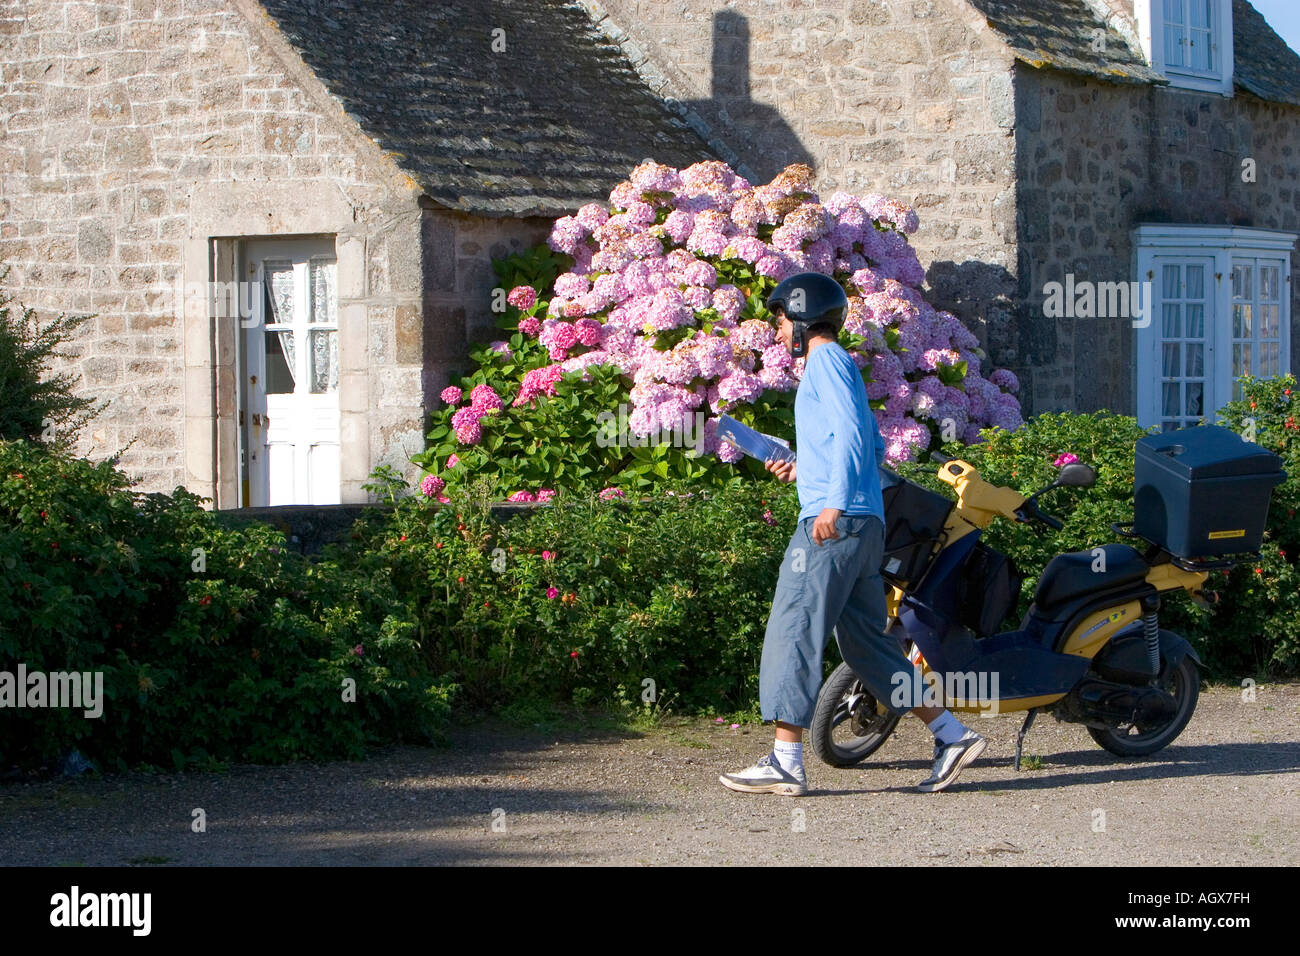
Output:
[812, 507, 842, 545]
[764, 458, 796, 483]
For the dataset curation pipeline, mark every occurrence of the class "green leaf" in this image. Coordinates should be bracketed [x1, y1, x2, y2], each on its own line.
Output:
[936, 361, 968, 388]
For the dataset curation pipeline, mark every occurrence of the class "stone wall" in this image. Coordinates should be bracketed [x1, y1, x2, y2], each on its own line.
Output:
[1014, 66, 1300, 414]
[0, 0, 435, 500]
[419, 207, 552, 423]
[585, 0, 1022, 356]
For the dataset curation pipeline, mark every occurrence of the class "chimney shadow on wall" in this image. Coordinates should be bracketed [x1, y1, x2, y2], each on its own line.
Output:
[681, 10, 813, 181]
[926, 258, 1037, 401]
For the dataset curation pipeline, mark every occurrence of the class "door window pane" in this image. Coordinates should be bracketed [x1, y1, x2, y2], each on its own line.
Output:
[1162, 303, 1181, 338]
[1233, 343, 1252, 378]
[1162, 343, 1181, 378]
[1261, 305, 1279, 338]
[1162, 382, 1181, 417]
[1233, 304, 1251, 338]
[265, 330, 296, 394]
[310, 257, 337, 325]
[1264, 341, 1280, 376]
[1261, 265, 1280, 302]
[310, 329, 339, 394]
[265, 262, 295, 325]
[1232, 263, 1251, 300]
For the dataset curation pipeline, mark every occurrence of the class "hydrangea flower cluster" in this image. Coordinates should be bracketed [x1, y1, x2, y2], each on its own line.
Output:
[523, 161, 1022, 462]
[441, 384, 504, 445]
[506, 488, 556, 503]
[441, 159, 1022, 472]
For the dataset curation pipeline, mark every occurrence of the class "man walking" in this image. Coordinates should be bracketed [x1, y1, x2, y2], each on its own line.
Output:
[720, 272, 985, 796]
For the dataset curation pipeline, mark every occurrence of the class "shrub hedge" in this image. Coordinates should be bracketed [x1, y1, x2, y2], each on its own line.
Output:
[0, 439, 454, 772]
[6, 379, 1299, 770]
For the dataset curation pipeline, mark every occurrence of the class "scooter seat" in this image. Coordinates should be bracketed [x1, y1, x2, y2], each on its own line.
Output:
[1034, 544, 1149, 610]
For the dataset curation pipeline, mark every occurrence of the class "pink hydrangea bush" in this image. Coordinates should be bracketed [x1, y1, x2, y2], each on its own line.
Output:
[415, 160, 1022, 498]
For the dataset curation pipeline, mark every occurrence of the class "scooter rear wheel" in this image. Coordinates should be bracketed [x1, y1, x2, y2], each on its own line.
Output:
[1087, 654, 1200, 757]
[809, 661, 901, 768]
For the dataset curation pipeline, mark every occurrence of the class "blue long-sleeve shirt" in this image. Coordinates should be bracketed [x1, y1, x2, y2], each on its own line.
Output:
[793, 343, 886, 523]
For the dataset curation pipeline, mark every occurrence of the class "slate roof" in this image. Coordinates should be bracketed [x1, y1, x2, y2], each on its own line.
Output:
[969, 0, 1300, 107]
[1233, 0, 1300, 107]
[966, 0, 1163, 84]
[256, 0, 716, 217]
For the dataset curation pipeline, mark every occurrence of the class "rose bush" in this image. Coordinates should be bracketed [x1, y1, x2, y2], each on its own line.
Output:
[413, 160, 1023, 499]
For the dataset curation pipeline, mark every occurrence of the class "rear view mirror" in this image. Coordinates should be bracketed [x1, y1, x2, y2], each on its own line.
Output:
[1057, 463, 1097, 488]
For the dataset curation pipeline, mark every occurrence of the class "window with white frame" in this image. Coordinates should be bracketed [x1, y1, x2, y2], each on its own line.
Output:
[1136, 0, 1234, 95]
[1134, 225, 1296, 431]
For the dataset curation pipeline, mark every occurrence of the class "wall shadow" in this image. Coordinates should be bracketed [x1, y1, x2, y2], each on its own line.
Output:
[926, 259, 1039, 407]
[681, 10, 814, 181]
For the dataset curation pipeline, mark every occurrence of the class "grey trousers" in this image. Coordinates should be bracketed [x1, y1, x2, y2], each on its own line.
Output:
[759, 514, 918, 727]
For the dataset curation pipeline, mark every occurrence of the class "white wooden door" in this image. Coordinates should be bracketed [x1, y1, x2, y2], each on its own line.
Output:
[244, 239, 340, 506]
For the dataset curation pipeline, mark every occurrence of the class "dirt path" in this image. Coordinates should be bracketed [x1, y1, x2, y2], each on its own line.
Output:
[1, 683, 1297, 866]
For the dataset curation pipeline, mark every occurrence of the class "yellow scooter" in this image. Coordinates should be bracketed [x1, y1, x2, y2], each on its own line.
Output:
[809, 451, 1245, 770]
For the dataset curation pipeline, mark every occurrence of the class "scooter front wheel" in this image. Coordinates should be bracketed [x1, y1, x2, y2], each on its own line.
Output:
[809, 661, 901, 768]
[1087, 654, 1200, 757]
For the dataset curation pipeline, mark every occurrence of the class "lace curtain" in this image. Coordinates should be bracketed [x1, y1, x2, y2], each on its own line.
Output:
[265, 263, 297, 386]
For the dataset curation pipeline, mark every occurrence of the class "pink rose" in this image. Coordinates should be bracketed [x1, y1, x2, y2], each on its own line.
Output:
[546, 586, 559, 599]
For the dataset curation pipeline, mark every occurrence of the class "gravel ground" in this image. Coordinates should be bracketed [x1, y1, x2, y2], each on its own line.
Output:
[1, 682, 1297, 866]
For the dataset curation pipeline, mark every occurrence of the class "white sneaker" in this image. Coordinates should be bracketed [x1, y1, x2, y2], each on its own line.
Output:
[719, 752, 808, 796]
[917, 730, 986, 793]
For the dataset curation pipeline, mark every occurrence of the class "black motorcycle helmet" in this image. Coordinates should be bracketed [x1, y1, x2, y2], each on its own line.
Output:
[766, 272, 848, 358]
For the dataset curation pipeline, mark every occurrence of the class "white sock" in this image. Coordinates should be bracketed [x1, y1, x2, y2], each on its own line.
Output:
[773, 740, 803, 773]
[927, 711, 969, 746]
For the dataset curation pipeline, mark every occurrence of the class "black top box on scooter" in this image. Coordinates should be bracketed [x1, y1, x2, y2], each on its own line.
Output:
[1133, 425, 1285, 559]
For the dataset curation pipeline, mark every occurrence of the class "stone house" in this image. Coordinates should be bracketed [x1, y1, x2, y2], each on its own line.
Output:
[586, 0, 1300, 431]
[2, 0, 1298, 505]
[0, 0, 714, 506]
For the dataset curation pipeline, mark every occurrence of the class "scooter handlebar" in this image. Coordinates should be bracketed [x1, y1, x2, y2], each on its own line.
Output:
[1017, 498, 1064, 531]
